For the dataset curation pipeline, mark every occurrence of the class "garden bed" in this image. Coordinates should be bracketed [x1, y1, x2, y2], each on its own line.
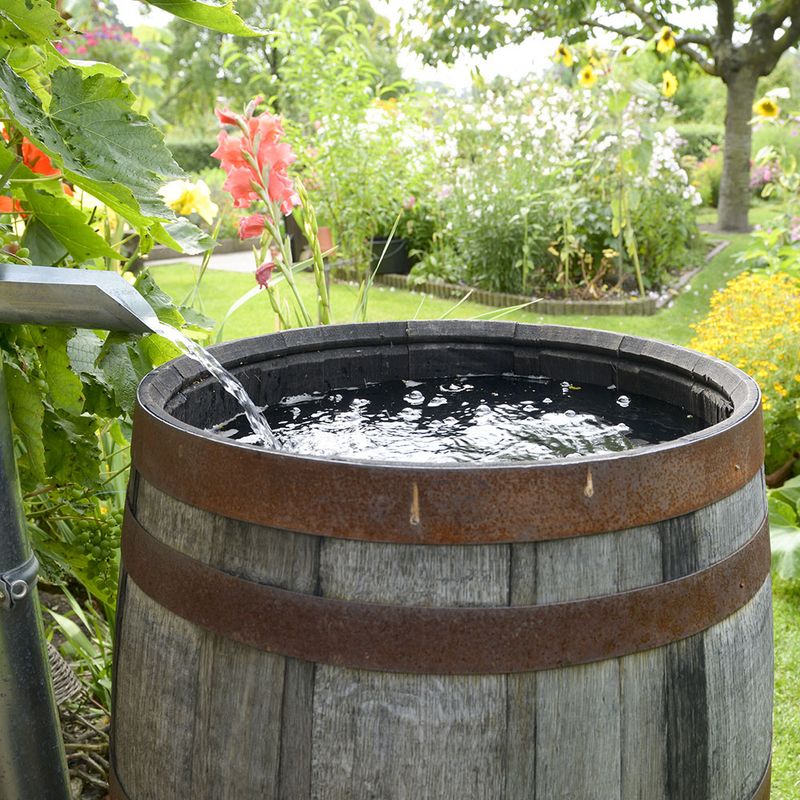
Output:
[330, 240, 728, 318]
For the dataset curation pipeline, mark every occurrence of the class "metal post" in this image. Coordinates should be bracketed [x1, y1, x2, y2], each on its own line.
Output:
[0, 367, 71, 800]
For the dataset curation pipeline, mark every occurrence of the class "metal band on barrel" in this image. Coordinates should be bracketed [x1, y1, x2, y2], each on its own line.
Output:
[121, 508, 770, 675]
[130, 394, 764, 544]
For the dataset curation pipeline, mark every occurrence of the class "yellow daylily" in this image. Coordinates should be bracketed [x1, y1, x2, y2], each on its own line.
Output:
[159, 179, 219, 224]
[554, 44, 574, 68]
[661, 70, 678, 98]
[656, 26, 676, 54]
[578, 64, 597, 88]
[753, 97, 780, 118]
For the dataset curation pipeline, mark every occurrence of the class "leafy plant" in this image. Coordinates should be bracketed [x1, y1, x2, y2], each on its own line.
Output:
[690, 271, 800, 473]
[0, 0, 251, 614]
[769, 475, 800, 581]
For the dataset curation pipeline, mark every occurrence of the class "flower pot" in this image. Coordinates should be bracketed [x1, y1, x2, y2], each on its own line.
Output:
[111, 322, 772, 800]
[371, 236, 409, 274]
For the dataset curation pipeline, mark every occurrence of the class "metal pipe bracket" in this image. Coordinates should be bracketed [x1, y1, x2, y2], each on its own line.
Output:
[0, 553, 39, 609]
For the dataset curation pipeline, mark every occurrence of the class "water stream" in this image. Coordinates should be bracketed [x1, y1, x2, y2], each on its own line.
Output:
[151, 322, 278, 448]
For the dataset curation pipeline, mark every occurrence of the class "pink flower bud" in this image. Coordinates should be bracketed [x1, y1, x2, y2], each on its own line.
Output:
[256, 259, 274, 288]
[238, 213, 266, 240]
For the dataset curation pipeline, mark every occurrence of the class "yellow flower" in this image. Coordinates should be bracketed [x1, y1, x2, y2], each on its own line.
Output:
[554, 43, 574, 68]
[159, 179, 219, 224]
[578, 64, 597, 89]
[661, 70, 678, 98]
[656, 26, 676, 53]
[753, 97, 780, 118]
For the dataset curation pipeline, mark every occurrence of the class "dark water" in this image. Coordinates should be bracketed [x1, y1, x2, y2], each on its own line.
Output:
[213, 375, 704, 464]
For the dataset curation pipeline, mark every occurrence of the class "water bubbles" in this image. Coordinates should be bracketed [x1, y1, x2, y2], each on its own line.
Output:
[217, 375, 702, 464]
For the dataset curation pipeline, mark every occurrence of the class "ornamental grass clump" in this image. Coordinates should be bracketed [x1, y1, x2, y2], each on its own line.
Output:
[690, 271, 800, 473]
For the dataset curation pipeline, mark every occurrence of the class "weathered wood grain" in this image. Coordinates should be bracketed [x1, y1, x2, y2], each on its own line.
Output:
[114, 472, 772, 800]
[115, 480, 319, 800]
[534, 533, 621, 800]
[312, 539, 509, 800]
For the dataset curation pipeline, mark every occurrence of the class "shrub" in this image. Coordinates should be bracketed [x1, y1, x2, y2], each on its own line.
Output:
[671, 122, 724, 159]
[693, 150, 723, 207]
[690, 271, 800, 473]
[166, 138, 218, 173]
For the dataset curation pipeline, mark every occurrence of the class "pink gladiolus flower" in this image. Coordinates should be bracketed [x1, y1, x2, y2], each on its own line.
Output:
[238, 213, 266, 240]
[215, 107, 242, 127]
[211, 104, 301, 215]
[255, 258, 274, 288]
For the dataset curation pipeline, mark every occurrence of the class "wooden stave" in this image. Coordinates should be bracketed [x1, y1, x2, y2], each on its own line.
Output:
[111, 471, 773, 800]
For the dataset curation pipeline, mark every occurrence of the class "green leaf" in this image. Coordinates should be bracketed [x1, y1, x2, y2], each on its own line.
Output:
[39, 328, 84, 416]
[2, 359, 46, 481]
[20, 219, 68, 265]
[771, 474, 800, 515]
[769, 492, 800, 580]
[152, 218, 215, 255]
[67, 329, 104, 379]
[139, 334, 182, 366]
[46, 609, 97, 658]
[145, 0, 265, 36]
[0, 62, 180, 225]
[134, 271, 186, 328]
[96, 333, 152, 413]
[0, 0, 70, 44]
[43, 411, 101, 486]
[23, 188, 121, 261]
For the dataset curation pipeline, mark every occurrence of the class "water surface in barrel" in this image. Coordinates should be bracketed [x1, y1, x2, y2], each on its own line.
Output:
[214, 375, 705, 463]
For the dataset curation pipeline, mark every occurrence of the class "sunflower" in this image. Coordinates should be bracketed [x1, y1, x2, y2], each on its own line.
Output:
[656, 26, 676, 54]
[753, 97, 780, 118]
[661, 70, 678, 98]
[554, 43, 574, 67]
[578, 64, 597, 88]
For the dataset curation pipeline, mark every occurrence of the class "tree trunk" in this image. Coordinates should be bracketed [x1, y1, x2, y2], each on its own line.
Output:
[717, 67, 759, 232]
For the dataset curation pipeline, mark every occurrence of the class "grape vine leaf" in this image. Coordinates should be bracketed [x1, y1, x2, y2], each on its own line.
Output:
[2, 359, 46, 481]
[43, 412, 101, 486]
[0, 62, 179, 223]
[39, 328, 84, 417]
[144, 0, 265, 37]
[21, 219, 68, 265]
[96, 334, 152, 413]
[23, 188, 121, 262]
[0, 0, 70, 45]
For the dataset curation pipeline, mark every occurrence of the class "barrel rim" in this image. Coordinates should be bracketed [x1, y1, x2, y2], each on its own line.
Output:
[131, 321, 764, 542]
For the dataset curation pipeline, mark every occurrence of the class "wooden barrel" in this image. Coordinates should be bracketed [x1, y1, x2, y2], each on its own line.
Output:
[110, 321, 773, 800]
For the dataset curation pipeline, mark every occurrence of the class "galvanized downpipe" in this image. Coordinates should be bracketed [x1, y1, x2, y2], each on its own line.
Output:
[0, 263, 156, 799]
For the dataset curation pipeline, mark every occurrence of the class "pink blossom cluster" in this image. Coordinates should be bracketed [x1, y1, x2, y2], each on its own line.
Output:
[55, 23, 138, 56]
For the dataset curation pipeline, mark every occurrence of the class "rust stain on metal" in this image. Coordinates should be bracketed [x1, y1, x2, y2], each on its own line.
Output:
[121, 508, 770, 675]
[130, 322, 765, 544]
[409, 482, 420, 526]
[131, 397, 764, 544]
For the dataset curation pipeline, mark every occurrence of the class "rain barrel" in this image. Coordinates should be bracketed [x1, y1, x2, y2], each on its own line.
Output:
[110, 321, 772, 800]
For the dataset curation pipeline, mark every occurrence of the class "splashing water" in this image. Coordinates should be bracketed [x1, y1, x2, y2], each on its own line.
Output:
[151, 322, 278, 448]
[215, 375, 703, 463]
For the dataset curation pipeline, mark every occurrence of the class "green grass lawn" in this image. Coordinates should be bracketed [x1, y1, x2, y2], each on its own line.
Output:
[151, 232, 750, 347]
[150, 223, 799, 797]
